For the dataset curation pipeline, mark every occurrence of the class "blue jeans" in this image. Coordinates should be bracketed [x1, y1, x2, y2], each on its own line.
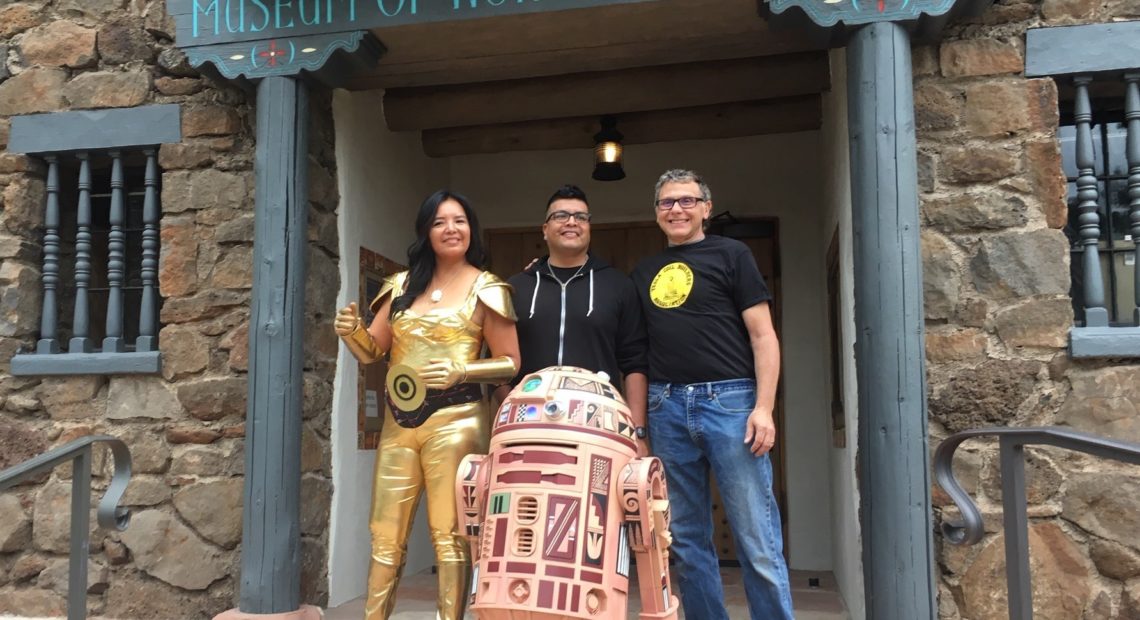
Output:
[648, 379, 794, 620]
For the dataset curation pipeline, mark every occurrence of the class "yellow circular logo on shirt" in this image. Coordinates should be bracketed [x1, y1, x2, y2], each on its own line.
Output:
[649, 262, 694, 309]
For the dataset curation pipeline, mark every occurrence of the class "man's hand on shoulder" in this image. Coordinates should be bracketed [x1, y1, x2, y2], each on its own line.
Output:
[744, 406, 776, 456]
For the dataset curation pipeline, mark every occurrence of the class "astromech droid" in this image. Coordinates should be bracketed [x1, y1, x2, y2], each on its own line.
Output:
[456, 366, 680, 620]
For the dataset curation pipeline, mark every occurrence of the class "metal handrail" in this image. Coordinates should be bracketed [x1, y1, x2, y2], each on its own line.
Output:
[0, 435, 132, 620]
[934, 426, 1140, 620]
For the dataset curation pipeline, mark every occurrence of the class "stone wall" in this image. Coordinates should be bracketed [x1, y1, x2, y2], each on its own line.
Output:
[920, 1, 1140, 618]
[0, 1, 339, 616]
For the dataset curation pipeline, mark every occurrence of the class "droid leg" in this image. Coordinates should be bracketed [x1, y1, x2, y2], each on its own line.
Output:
[366, 444, 425, 619]
[623, 457, 680, 620]
[455, 454, 489, 558]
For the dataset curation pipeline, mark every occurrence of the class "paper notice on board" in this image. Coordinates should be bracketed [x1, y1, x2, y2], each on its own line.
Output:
[365, 390, 380, 418]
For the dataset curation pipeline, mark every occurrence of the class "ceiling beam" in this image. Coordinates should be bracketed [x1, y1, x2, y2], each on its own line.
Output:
[349, 0, 810, 89]
[421, 96, 823, 158]
[349, 31, 823, 89]
[383, 52, 830, 131]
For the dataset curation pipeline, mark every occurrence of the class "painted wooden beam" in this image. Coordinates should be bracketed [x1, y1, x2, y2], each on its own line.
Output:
[421, 96, 823, 157]
[1026, 21, 1140, 77]
[383, 53, 831, 131]
[9, 104, 181, 154]
[10, 351, 162, 376]
[1071, 326, 1140, 358]
[847, 22, 936, 620]
[183, 31, 384, 83]
[237, 75, 309, 614]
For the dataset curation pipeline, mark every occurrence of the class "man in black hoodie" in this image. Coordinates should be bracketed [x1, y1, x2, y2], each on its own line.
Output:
[501, 185, 650, 439]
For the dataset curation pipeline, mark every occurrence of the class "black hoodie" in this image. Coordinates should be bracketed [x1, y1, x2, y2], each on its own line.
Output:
[507, 254, 648, 390]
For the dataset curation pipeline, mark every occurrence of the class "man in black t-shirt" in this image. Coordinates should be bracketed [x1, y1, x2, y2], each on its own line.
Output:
[631, 169, 793, 620]
[499, 185, 650, 445]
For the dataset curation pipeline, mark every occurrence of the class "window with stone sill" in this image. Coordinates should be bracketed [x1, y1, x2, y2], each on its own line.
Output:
[7, 104, 180, 375]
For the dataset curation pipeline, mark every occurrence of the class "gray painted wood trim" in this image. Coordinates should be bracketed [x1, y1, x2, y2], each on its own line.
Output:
[1026, 21, 1140, 77]
[10, 351, 162, 376]
[1070, 326, 1140, 358]
[183, 31, 383, 82]
[38, 156, 61, 354]
[238, 75, 308, 614]
[9, 104, 182, 154]
[847, 22, 937, 620]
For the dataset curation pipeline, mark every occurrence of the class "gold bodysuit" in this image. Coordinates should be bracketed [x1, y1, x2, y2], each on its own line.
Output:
[364, 270, 515, 620]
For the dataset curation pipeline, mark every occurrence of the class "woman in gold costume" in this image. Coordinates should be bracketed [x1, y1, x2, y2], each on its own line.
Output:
[334, 190, 520, 619]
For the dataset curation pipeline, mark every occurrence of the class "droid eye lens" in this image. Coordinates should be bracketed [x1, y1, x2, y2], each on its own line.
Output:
[544, 401, 564, 418]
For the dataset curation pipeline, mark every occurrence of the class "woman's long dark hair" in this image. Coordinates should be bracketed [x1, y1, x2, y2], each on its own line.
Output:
[389, 190, 485, 319]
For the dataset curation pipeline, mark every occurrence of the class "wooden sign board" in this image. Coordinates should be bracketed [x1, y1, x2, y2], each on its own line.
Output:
[169, 0, 661, 47]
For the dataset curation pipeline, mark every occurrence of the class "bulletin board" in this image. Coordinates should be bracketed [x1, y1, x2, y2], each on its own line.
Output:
[358, 247, 405, 450]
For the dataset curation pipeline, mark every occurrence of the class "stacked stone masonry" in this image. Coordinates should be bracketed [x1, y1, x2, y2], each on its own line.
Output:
[0, 1, 339, 616]
[2, 0, 1140, 618]
[922, 0, 1140, 618]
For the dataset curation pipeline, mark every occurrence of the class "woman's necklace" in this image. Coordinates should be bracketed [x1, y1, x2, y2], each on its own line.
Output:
[429, 268, 464, 303]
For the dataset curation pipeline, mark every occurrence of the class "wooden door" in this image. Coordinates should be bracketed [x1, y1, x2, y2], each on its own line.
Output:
[485, 219, 785, 563]
[485, 221, 665, 279]
[707, 217, 786, 564]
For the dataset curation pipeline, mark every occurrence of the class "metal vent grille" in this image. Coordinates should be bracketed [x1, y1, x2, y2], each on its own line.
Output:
[517, 496, 539, 524]
[514, 528, 536, 555]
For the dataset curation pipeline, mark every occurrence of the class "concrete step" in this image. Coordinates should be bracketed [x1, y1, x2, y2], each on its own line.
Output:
[325, 567, 850, 619]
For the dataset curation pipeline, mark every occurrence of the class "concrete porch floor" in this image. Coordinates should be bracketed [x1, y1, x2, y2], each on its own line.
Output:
[325, 567, 849, 619]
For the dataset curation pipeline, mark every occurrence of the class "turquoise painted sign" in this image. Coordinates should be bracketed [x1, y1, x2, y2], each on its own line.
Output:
[170, 0, 660, 46]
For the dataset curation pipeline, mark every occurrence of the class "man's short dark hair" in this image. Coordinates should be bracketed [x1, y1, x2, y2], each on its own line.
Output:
[546, 184, 589, 209]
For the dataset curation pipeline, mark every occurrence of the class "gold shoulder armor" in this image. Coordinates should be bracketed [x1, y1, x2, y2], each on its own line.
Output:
[369, 271, 408, 315]
[475, 272, 517, 322]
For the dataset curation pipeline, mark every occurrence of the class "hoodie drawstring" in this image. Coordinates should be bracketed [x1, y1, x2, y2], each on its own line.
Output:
[528, 271, 540, 318]
[587, 269, 594, 317]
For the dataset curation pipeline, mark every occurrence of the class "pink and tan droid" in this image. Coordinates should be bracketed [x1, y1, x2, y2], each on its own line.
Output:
[456, 366, 679, 620]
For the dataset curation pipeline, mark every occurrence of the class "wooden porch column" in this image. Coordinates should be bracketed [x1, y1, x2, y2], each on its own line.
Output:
[847, 22, 937, 619]
[236, 75, 312, 616]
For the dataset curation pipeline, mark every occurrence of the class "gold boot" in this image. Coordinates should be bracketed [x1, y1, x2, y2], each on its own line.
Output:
[435, 561, 471, 620]
[364, 560, 404, 620]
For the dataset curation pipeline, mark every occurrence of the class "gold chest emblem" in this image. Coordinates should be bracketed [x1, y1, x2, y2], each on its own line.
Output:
[649, 262, 694, 309]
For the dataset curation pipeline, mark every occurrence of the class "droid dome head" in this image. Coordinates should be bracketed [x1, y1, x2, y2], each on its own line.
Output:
[493, 366, 639, 452]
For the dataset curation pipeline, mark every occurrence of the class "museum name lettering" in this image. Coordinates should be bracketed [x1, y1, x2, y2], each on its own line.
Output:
[192, 0, 549, 37]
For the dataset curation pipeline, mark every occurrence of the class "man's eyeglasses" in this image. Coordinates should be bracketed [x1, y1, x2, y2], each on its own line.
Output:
[655, 196, 706, 211]
[546, 210, 592, 223]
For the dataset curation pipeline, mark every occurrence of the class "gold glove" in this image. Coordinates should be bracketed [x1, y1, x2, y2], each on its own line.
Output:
[335, 302, 384, 365]
[420, 356, 518, 390]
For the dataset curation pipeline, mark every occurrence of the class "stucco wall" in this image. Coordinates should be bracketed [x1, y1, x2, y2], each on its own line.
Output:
[820, 47, 866, 620]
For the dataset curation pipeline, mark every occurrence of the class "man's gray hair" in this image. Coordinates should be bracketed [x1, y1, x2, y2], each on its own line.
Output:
[654, 169, 712, 202]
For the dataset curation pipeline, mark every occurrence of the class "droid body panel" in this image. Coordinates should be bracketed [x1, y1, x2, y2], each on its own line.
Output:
[456, 366, 679, 620]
